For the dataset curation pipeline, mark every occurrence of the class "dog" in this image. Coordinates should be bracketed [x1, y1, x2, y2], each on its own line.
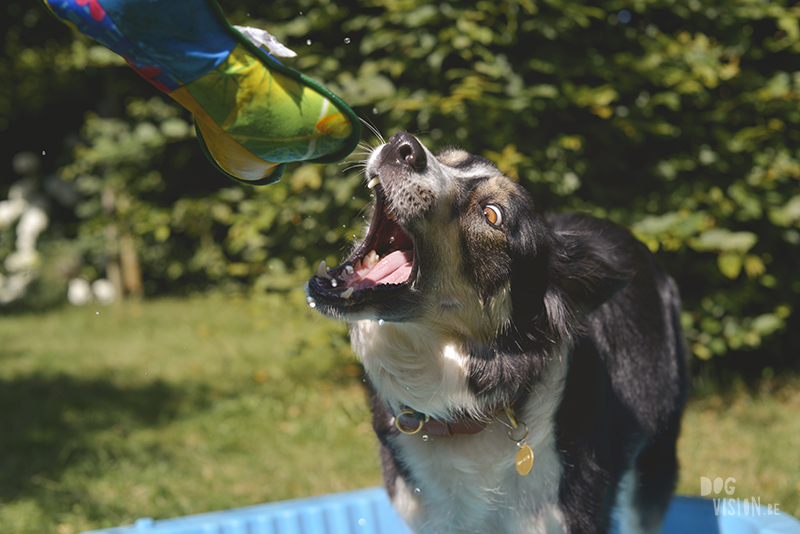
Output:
[306, 132, 687, 534]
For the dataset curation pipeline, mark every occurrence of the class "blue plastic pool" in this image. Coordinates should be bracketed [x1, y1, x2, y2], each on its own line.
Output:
[82, 487, 800, 534]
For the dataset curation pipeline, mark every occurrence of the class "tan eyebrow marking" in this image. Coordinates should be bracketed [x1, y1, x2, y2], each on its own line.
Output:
[437, 149, 472, 166]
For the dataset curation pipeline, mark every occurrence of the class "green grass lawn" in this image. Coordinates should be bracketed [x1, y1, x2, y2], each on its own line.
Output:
[1, 291, 798, 533]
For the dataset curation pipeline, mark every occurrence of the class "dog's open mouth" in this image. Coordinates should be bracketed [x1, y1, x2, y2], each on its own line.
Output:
[308, 180, 416, 311]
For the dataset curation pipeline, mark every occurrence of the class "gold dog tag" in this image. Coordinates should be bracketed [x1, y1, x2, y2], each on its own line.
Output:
[516, 444, 534, 476]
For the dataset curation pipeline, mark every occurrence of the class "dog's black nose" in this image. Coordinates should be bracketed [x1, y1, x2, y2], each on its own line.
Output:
[382, 132, 427, 172]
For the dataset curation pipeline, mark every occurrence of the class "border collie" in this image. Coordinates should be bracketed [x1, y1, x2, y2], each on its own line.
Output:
[307, 132, 687, 534]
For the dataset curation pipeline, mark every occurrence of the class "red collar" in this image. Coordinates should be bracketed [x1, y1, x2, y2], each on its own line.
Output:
[395, 409, 487, 437]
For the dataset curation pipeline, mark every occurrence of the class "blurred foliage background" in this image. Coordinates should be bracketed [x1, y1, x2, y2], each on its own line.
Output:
[2, 0, 799, 384]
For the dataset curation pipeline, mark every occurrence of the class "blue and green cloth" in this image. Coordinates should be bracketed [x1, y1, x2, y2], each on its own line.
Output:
[40, 0, 361, 185]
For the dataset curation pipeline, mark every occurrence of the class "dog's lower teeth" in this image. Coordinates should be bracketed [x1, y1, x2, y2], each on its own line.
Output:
[341, 287, 354, 299]
[367, 176, 380, 189]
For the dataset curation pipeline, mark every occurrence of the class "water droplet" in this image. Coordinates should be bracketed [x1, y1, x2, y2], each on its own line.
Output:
[41, 150, 46, 156]
[414, 487, 421, 494]
[95, 311, 99, 315]
[421, 434, 429, 442]
[344, 37, 351, 44]
[306, 39, 312, 45]
[388, 236, 395, 243]
[378, 319, 385, 326]
[308, 301, 317, 308]
[344, 265, 355, 275]
[372, 107, 379, 115]
[330, 279, 338, 288]
[358, 518, 366, 526]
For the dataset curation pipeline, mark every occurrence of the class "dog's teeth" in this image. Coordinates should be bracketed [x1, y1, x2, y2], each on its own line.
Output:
[367, 176, 380, 189]
[364, 250, 379, 269]
[341, 287, 354, 299]
[316, 260, 332, 280]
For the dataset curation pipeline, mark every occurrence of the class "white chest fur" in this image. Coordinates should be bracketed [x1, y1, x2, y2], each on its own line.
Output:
[392, 419, 567, 534]
[350, 320, 483, 419]
[351, 319, 570, 534]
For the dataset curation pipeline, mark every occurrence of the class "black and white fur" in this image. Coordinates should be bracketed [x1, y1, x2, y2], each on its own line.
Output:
[307, 132, 687, 534]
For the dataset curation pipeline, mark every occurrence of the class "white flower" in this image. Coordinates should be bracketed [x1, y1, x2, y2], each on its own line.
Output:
[68, 278, 93, 306]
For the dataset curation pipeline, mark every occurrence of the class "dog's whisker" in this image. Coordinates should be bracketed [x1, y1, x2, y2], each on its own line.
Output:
[340, 160, 367, 170]
[359, 117, 386, 145]
[340, 165, 365, 175]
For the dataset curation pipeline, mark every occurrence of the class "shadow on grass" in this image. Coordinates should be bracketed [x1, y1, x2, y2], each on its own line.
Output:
[0, 374, 203, 504]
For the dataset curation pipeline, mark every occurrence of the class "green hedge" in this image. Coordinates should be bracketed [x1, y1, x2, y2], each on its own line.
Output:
[2, 0, 798, 377]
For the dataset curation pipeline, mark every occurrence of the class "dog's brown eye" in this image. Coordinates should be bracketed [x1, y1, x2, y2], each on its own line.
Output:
[483, 205, 503, 227]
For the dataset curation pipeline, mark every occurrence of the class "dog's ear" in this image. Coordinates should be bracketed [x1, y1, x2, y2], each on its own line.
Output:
[505, 213, 561, 341]
[551, 234, 633, 312]
[508, 214, 633, 343]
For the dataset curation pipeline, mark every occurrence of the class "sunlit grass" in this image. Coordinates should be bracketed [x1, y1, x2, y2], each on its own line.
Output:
[676, 377, 800, 518]
[0, 293, 797, 533]
[0, 290, 381, 533]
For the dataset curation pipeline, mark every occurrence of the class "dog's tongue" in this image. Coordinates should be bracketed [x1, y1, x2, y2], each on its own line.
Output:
[354, 250, 413, 288]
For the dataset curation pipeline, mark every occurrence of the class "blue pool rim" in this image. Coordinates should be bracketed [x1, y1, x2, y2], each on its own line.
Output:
[82, 487, 800, 534]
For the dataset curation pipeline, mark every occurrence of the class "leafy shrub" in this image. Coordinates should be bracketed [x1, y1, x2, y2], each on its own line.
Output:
[3, 0, 798, 377]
